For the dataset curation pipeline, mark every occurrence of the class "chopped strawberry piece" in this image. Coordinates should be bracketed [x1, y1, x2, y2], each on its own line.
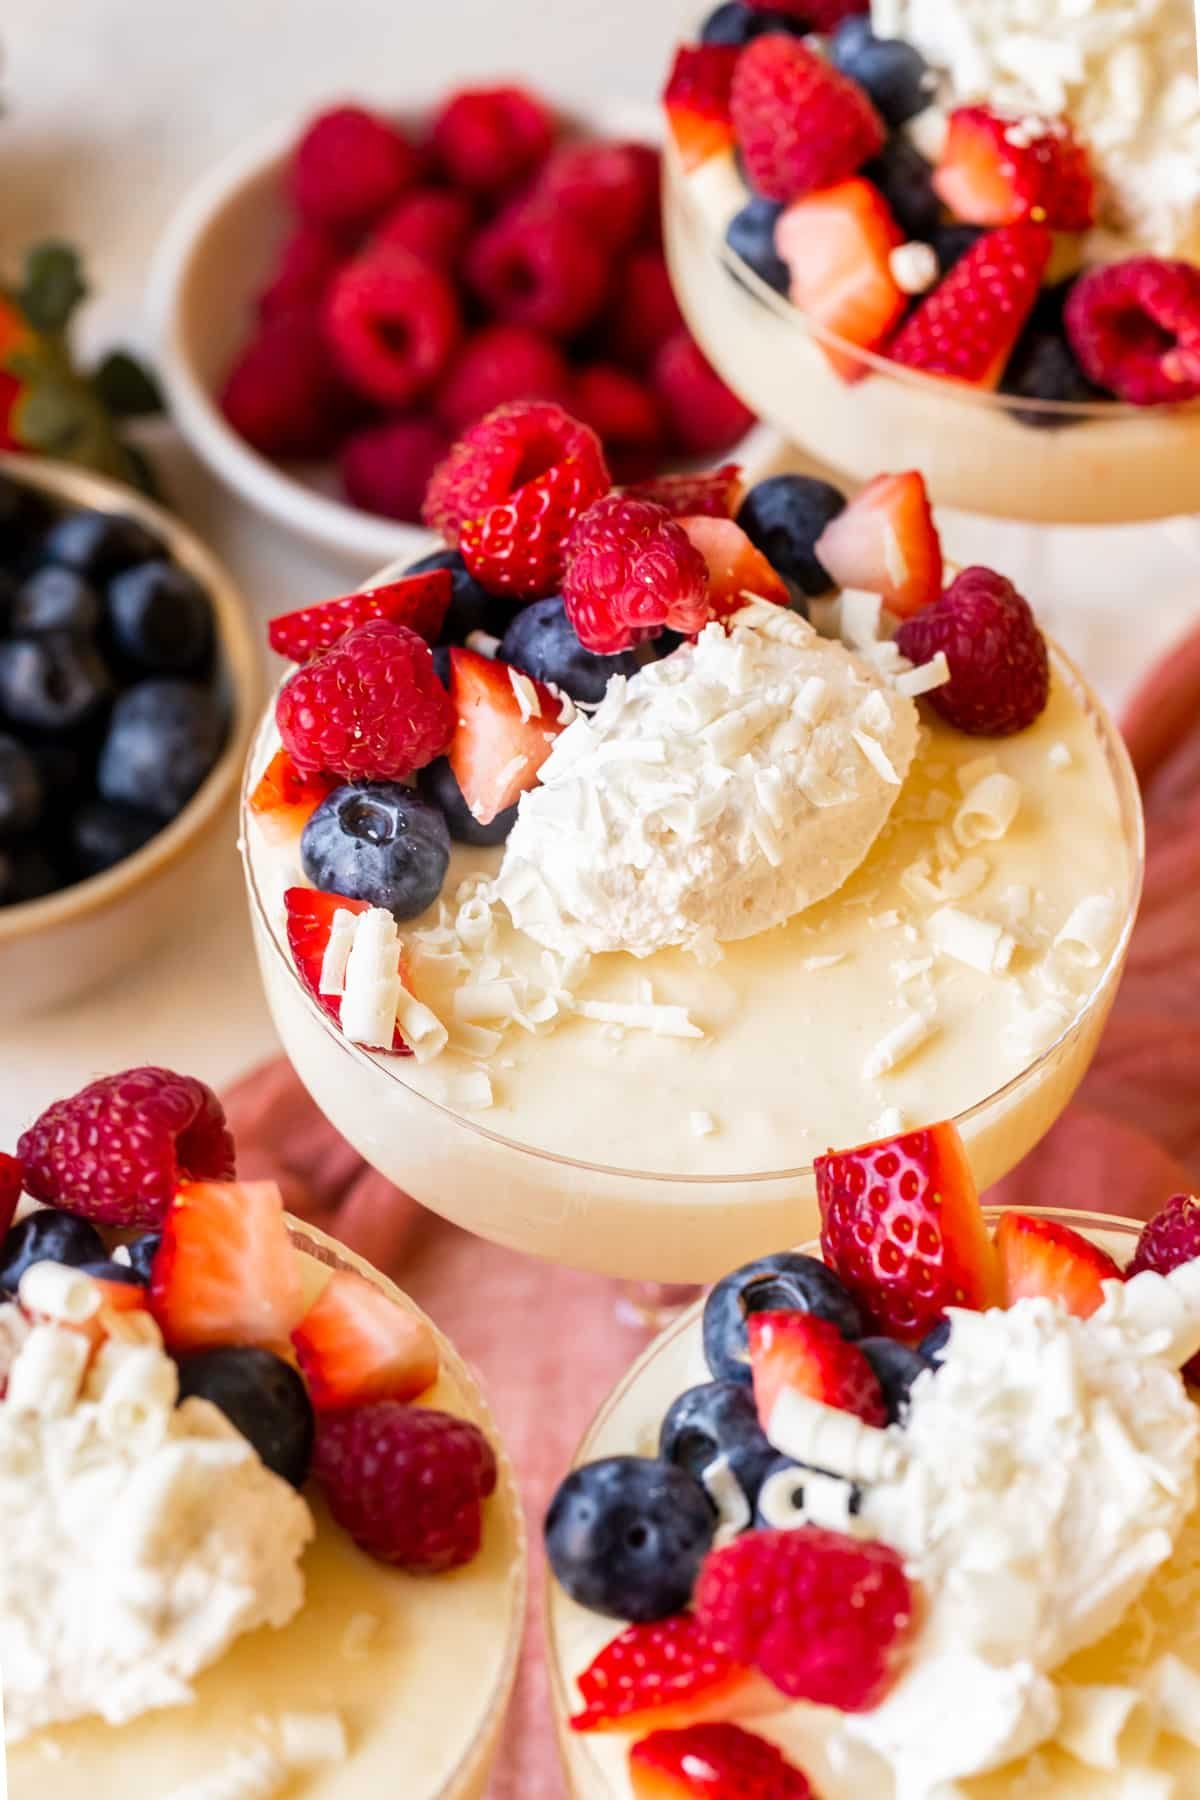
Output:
[887, 223, 1053, 389]
[813, 470, 942, 619]
[995, 1211, 1123, 1320]
[625, 464, 743, 519]
[934, 106, 1095, 232]
[629, 1722, 815, 1799]
[292, 1269, 438, 1411]
[774, 178, 905, 381]
[663, 44, 740, 173]
[149, 1179, 306, 1354]
[748, 1310, 886, 1432]
[678, 516, 790, 617]
[0, 1153, 22, 1241]
[249, 750, 338, 842]
[283, 888, 412, 1056]
[447, 646, 567, 825]
[571, 1613, 783, 1735]
[267, 571, 452, 662]
[817, 1121, 1001, 1342]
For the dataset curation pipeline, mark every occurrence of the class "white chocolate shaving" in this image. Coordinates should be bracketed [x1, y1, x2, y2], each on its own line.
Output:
[863, 1010, 937, 1079]
[853, 730, 902, 785]
[1056, 1684, 1144, 1768]
[316, 907, 358, 997]
[1141, 1653, 1200, 1746]
[689, 1110, 716, 1137]
[338, 907, 402, 1049]
[895, 652, 951, 698]
[702, 1454, 752, 1547]
[575, 1000, 704, 1039]
[953, 772, 1022, 847]
[928, 906, 1016, 975]
[276, 1711, 348, 1767]
[1054, 894, 1119, 968]
[890, 240, 940, 293]
[18, 1261, 100, 1325]
[394, 990, 449, 1065]
[768, 1389, 903, 1484]
[6, 1324, 90, 1419]
[163, 1745, 287, 1800]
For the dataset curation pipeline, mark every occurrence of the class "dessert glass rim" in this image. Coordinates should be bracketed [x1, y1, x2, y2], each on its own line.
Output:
[240, 627, 1145, 1187]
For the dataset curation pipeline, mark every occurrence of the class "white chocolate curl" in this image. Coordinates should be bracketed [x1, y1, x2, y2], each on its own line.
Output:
[6, 1324, 90, 1418]
[767, 1389, 904, 1485]
[18, 1260, 100, 1325]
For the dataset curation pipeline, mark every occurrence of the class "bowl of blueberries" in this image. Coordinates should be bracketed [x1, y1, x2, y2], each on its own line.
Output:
[0, 454, 259, 1015]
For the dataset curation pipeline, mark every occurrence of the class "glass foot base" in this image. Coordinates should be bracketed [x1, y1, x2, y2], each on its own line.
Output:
[615, 1281, 703, 1333]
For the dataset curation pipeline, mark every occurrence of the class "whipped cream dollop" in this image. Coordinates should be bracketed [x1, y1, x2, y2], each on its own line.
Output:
[873, 0, 1200, 261]
[1, 1308, 313, 1742]
[495, 600, 919, 958]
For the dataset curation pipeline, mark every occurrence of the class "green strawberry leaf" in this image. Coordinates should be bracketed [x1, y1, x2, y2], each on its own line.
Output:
[17, 242, 88, 335]
[92, 349, 164, 418]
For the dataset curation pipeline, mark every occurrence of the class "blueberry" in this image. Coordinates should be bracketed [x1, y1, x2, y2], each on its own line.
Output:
[32, 742, 85, 802]
[0, 632, 112, 735]
[1001, 290, 1103, 427]
[858, 1336, 930, 1424]
[0, 843, 57, 905]
[660, 1380, 775, 1516]
[726, 198, 790, 296]
[0, 476, 51, 563]
[431, 644, 452, 688]
[41, 508, 164, 580]
[736, 476, 846, 597]
[106, 559, 214, 674]
[703, 1252, 864, 1387]
[0, 1209, 106, 1294]
[302, 781, 450, 920]
[174, 1346, 315, 1488]
[499, 596, 637, 704]
[918, 1318, 952, 1364]
[544, 1456, 715, 1621]
[76, 1258, 145, 1287]
[11, 566, 102, 638]
[931, 224, 984, 277]
[701, 2, 811, 46]
[69, 799, 161, 877]
[417, 755, 517, 847]
[0, 735, 44, 836]
[404, 548, 509, 646]
[831, 17, 933, 127]
[864, 137, 941, 241]
[121, 1232, 162, 1283]
[97, 679, 226, 819]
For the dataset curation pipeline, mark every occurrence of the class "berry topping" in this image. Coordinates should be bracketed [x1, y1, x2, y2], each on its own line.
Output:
[663, 44, 741, 174]
[446, 645, 567, 825]
[0, 1152, 21, 1240]
[370, 186, 475, 272]
[283, 887, 412, 1054]
[437, 323, 569, 434]
[626, 464, 743, 521]
[417, 755, 519, 847]
[678, 516, 791, 616]
[276, 618, 453, 781]
[894, 565, 1050, 736]
[703, 1251, 864, 1387]
[651, 332, 756, 458]
[219, 310, 352, 460]
[292, 1269, 438, 1412]
[813, 469, 942, 619]
[268, 571, 452, 663]
[749, 1310, 886, 1432]
[324, 249, 462, 409]
[1064, 258, 1200, 406]
[696, 1525, 916, 1709]
[660, 1380, 776, 1517]
[545, 1456, 717, 1621]
[865, 136, 941, 241]
[423, 399, 609, 550]
[313, 1401, 497, 1570]
[123, 1232, 162, 1283]
[1, 1209, 105, 1295]
[726, 197, 789, 296]
[858, 1336, 931, 1424]
[1130, 1195, 1200, 1381]
[499, 594, 640, 705]
[934, 106, 1095, 232]
[831, 16, 932, 129]
[149, 1178, 306, 1353]
[571, 1612, 778, 1735]
[289, 105, 418, 230]
[888, 223, 1053, 389]
[339, 417, 453, 525]
[563, 494, 711, 655]
[774, 177, 906, 380]
[736, 474, 846, 597]
[465, 201, 610, 340]
[175, 1347, 315, 1488]
[97, 680, 226, 820]
[18, 1068, 235, 1230]
[428, 84, 555, 196]
[403, 547, 507, 645]
[629, 1721, 815, 1799]
[730, 36, 885, 204]
[917, 1318, 952, 1365]
[817, 1121, 1000, 1342]
[249, 750, 338, 841]
[459, 438, 612, 599]
[996, 1210, 1123, 1320]
[301, 781, 450, 920]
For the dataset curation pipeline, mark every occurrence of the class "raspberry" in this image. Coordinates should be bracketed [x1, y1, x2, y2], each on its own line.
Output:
[312, 1401, 497, 1570]
[465, 201, 610, 340]
[17, 1067, 235, 1230]
[257, 224, 344, 323]
[695, 1527, 916, 1710]
[428, 85, 556, 196]
[1065, 258, 1200, 406]
[606, 249, 684, 369]
[624, 463, 743, 519]
[323, 248, 461, 408]
[535, 140, 658, 253]
[1130, 1196, 1200, 1382]
[0, 1152, 22, 1240]
[369, 186, 475, 272]
[895, 565, 1049, 736]
[562, 494, 711, 654]
[220, 310, 352, 459]
[436, 323, 570, 433]
[422, 399, 609, 545]
[460, 451, 611, 598]
[573, 363, 664, 483]
[290, 105, 419, 230]
[731, 36, 885, 203]
[747, 0, 865, 23]
[652, 331, 756, 456]
[339, 417, 451, 523]
[276, 618, 454, 779]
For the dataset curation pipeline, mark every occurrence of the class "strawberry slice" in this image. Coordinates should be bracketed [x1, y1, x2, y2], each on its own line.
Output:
[663, 44, 740, 173]
[888, 222, 1053, 389]
[747, 1310, 885, 1432]
[571, 1613, 782, 1736]
[625, 464, 743, 520]
[679, 516, 790, 617]
[996, 1211, 1123, 1320]
[629, 1722, 815, 1799]
[249, 749, 339, 842]
[447, 646, 567, 826]
[774, 178, 905, 382]
[292, 1269, 438, 1411]
[817, 1121, 1001, 1343]
[813, 470, 942, 619]
[149, 1179, 306, 1354]
[284, 888, 413, 1056]
[0, 1152, 21, 1242]
[267, 570, 452, 662]
[934, 106, 1095, 232]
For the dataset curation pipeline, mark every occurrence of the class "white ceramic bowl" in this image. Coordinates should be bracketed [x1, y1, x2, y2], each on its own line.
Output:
[148, 99, 776, 570]
[0, 454, 259, 1016]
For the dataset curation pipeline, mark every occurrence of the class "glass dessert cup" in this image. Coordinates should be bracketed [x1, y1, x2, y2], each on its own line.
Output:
[6, 1218, 527, 1800]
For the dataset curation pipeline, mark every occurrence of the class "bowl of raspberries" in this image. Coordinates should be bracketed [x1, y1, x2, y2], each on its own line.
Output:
[152, 85, 768, 567]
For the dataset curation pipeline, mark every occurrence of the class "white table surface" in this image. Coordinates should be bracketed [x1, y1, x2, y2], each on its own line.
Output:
[0, 0, 1197, 1144]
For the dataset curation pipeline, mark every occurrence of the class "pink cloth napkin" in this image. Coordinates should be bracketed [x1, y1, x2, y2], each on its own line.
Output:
[223, 620, 1200, 1798]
